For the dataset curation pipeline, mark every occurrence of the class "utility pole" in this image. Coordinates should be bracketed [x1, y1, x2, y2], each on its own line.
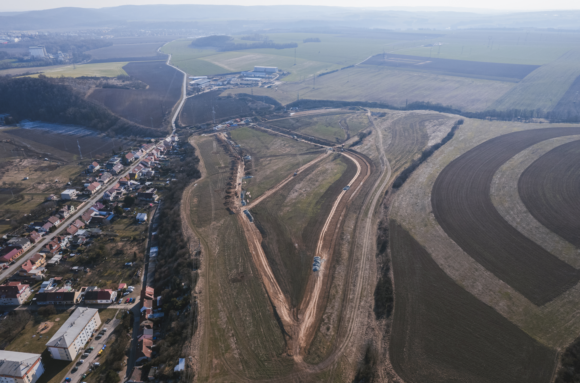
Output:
[77, 139, 83, 159]
[294, 48, 297, 66]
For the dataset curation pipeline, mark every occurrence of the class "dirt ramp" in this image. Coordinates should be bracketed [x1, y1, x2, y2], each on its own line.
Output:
[389, 222, 556, 383]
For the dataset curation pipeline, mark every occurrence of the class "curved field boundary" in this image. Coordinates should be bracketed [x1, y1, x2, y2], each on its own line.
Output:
[491, 136, 580, 268]
[432, 128, 580, 306]
[389, 222, 557, 383]
[519, 140, 580, 250]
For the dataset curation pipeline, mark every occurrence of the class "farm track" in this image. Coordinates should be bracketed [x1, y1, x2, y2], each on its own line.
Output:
[432, 127, 580, 306]
[519, 139, 580, 249]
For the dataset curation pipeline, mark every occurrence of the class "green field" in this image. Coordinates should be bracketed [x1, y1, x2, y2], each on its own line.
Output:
[29, 62, 128, 78]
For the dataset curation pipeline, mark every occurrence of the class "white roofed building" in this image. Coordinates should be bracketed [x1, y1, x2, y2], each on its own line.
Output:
[0, 350, 45, 383]
[45, 308, 101, 361]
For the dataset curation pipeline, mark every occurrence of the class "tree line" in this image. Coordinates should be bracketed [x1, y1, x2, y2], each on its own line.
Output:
[286, 98, 580, 124]
[190, 35, 297, 52]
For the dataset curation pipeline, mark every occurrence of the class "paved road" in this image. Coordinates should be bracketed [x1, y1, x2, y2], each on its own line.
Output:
[66, 315, 121, 383]
[0, 139, 166, 282]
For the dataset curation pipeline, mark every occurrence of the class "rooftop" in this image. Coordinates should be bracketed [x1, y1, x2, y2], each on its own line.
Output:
[46, 307, 98, 348]
[0, 350, 41, 378]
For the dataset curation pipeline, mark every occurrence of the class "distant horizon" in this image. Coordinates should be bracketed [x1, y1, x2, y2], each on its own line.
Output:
[1, 2, 580, 13]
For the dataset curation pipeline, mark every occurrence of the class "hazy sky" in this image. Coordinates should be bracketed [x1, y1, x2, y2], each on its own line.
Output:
[3, 0, 580, 12]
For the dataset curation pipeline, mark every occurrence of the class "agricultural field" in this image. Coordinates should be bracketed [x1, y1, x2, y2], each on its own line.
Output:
[28, 62, 128, 78]
[88, 61, 183, 129]
[389, 118, 580, 381]
[179, 91, 251, 126]
[85, 42, 165, 61]
[222, 66, 516, 112]
[490, 51, 580, 112]
[361, 53, 538, 82]
[518, 140, 580, 248]
[389, 223, 556, 383]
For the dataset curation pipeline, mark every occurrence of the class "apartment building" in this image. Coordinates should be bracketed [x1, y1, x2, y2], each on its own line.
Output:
[45, 308, 101, 361]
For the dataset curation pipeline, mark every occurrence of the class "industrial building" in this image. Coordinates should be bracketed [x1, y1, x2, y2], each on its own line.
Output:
[254, 66, 278, 73]
[189, 78, 211, 88]
[0, 351, 45, 383]
[28, 46, 47, 58]
[46, 308, 101, 361]
[241, 71, 268, 78]
[61, 189, 78, 200]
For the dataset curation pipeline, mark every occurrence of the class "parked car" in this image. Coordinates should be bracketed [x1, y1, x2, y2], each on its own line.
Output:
[71, 367, 78, 373]
[65, 377, 72, 381]
[95, 335, 102, 340]
[81, 353, 89, 359]
[76, 360, 84, 366]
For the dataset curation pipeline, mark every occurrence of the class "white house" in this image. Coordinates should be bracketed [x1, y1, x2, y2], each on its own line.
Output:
[61, 189, 78, 200]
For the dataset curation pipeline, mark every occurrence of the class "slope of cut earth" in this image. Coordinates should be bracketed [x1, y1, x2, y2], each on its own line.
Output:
[389, 222, 557, 383]
[88, 61, 183, 129]
[267, 112, 353, 143]
[519, 139, 580, 249]
[188, 135, 298, 381]
[432, 127, 580, 306]
[252, 154, 354, 308]
[491, 136, 580, 268]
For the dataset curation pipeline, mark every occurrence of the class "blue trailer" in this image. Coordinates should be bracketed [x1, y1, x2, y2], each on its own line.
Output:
[243, 210, 254, 223]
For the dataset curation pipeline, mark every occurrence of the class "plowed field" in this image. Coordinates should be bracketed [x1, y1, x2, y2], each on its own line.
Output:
[88, 61, 183, 129]
[389, 222, 557, 383]
[431, 128, 580, 306]
[519, 139, 580, 248]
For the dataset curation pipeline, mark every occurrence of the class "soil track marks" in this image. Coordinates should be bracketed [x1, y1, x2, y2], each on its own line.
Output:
[432, 128, 580, 306]
[519, 139, 580, 249]
[389, 222, 557, 383]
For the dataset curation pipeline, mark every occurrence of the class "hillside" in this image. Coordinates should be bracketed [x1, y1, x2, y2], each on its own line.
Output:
[0, 76, 163, 137]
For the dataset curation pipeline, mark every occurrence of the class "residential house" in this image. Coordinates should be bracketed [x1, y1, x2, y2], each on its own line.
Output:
[106, 157, 121, 170]
[0, 351, 45, 383]
[90, 202, 105, 212]
[73, 236, 87, 247]
[30, 253, 46, 267]
[61, 189, 78, 200]
[39, 223, 53, 233]
[141, 169, 155, 178]
[140, 158, 153, 168]
[124, 152, 135, 165]
[137, 189, 158, 202]
[0, 282, 31, 305]
[110, 163, 123, 175]
[45, 194, 57, 201]
[66, 225, 78, 236]
[81, 211, 93, 224]
[72, 219, 85, 229]
[36, 288, 80, 306]
[136, 213, 147, 223]
[0, 247, 24, 263]
[7, 237, 31, 250]
[29, 231, 44, 244]
[46, 308, 100, 361]
[40, 241, 60, 255]
[20, 259, 46, 280]
[47, 216, 61, 227]
[88, 161, 100, 173]
[97, 172, 112, 184]
[84, 288, 117, 304]
[86, 182, 101, 195]
[58, 205, 76, 219]
[103, 183, 124, 202]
